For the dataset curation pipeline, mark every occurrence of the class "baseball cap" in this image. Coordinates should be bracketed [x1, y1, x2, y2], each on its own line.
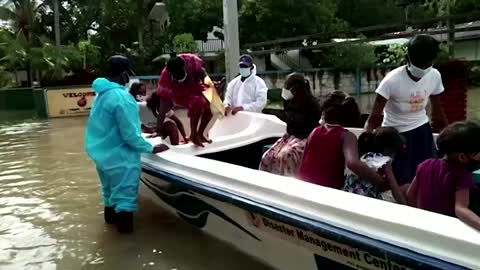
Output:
[107, 55, 136, 76]
[239, 54, 254, 68]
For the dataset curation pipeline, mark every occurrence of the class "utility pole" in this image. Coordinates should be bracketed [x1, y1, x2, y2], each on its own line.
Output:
[446, 0, 455, 58]
[54, 0, 61, 47]
[223, 0, 240, 82]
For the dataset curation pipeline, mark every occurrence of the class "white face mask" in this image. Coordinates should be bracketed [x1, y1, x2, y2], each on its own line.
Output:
[281, 88, 294, 100]
[239, 67, 252, 78]
[176, 73, 187, 83]
[407, 64, 432, 79]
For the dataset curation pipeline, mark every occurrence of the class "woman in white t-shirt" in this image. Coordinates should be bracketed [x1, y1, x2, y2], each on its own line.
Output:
[141, 92, 188, 145]
[365, 35, 448, 187]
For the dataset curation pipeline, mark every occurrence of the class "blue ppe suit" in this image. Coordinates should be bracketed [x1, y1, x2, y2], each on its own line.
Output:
[86, 78, 153, 213]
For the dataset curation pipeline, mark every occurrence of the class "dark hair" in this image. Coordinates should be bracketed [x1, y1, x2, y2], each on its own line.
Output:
[129, 82, 144, 100]
[358, 127, 405, 157]
[166, 56, 186, 80]
[107, 55, 132, 77]
[408, 35, 440, 65]
[285, 73, 312, 97]
[146, 92, 160, 118]
[437, 121, 480, 157]
[322, 91, 360, 127]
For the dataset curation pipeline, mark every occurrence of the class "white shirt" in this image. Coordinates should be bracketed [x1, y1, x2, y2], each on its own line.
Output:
[138, 102, 173, 128]
[224, 65, 268, 113]
[376, 66, 444, 133]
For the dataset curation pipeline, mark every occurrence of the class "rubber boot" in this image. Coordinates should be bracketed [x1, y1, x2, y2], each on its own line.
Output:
[104, 206, 116, 224]
[116, 211, 134, 234]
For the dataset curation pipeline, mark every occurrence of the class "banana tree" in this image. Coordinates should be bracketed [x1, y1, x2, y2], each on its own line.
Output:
[0, 0, 45, 86]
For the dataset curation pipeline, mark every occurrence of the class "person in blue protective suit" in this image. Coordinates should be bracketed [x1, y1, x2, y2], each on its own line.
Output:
[85, 55, 169, 233]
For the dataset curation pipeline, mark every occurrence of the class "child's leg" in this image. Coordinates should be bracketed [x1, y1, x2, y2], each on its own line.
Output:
[162, 121, 180, 145]
[198, 108, 213, 143]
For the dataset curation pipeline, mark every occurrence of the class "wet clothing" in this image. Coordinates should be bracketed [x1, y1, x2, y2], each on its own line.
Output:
[393, 123, 437, 185]
[414, 159, 475, 217]
[224, 65, 268, 112]
[158, 54, 209, 118]
[298, 125, 347, 189]
[86, 78, 152, 213]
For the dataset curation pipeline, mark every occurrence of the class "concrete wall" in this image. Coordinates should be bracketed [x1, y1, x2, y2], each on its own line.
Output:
[455, 40, 480, 61]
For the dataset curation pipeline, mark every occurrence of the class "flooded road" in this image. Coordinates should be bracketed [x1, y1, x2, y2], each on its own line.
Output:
[0, 115, 272, 270]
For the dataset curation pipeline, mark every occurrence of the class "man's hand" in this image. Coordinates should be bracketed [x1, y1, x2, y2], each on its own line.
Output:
[152, 144, 169, 153]
[232, 106, 243, 115]
[225, 106, 232, 116]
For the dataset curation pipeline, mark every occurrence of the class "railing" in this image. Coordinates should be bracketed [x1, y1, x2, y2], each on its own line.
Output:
[196, 39, 224, 53]
[161, 39, 224, 55]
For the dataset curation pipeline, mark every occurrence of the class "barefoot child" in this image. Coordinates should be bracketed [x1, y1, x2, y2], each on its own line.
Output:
[143, 92, 188, 145]
[343, 128, 407, 204]
[407, 121, 480, 230]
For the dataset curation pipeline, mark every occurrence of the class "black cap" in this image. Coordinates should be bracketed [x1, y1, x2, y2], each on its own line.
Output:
[239, 54, 254, 68]
[107, 55, 135, 77]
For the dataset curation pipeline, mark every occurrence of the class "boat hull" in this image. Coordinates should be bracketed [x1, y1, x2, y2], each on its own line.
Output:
[140, 167, 470, 270]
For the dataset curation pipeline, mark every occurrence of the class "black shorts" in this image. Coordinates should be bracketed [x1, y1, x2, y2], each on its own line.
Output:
[393, 123, 437, 185]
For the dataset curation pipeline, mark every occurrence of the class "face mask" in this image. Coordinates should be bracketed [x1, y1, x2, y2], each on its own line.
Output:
[407, 64, 432, 79]
[239, 68, 252, 78]
[319, 117, 325, 126]
[281, 88, 294, 100]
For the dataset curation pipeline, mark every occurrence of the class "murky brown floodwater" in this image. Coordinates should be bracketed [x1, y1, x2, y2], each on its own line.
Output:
[0, 116, 272, 270]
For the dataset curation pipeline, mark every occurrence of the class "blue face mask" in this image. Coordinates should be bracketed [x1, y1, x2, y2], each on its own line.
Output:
[239, 68, 251, 78]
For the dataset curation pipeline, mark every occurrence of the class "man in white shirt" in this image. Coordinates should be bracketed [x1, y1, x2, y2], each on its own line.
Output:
[224, 55, 268, 115]
[365, 35, 447, 186]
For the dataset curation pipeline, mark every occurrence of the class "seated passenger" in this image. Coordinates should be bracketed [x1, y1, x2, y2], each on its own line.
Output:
[343, 128, 406, 204]
[142, 92, 188, 145]
[407, 121, 480, 230]
[259, 73, 321, 176]
[298, 92, 386, 190]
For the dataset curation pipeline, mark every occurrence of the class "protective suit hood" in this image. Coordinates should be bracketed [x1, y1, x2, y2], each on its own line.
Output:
[92, 78, 118, 94]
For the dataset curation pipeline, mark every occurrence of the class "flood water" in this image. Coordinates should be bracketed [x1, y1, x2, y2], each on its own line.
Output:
[0, 115, 272, 270]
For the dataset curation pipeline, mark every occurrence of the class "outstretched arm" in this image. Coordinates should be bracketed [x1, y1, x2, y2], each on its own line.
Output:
[455, 189, 480, 230]
[155, 98, 174, 136]
[342, 132, 386, 188]
[365, 94, 387, 132]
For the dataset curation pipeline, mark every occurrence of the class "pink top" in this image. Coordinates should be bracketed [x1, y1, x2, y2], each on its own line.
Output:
[157, 54, 206, 108]
[298, 126, 347, 189]
[415, 159, 475, 217]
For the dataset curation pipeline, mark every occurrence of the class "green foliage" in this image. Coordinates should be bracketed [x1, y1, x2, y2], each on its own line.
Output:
[165, 0, 223, 41]
[173, 33, 198, 53]
[336, 0, 404, 28]
[239, 0, 338, 44]
[378, 44, 408, 65]
[313, 44, 379, 69]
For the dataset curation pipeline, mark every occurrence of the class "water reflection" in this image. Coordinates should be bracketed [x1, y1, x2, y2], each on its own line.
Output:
[0, 116, 272, 270]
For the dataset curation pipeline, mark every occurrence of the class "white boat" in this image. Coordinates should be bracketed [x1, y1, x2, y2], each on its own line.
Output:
[140, 111, 480, 270]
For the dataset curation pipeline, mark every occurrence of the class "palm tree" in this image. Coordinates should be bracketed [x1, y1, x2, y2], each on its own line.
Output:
[0, 0, 44, 86]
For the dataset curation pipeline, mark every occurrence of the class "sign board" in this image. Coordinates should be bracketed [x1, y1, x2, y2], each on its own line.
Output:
[46, 87, 96, 117]
[246, 212, 415, 270]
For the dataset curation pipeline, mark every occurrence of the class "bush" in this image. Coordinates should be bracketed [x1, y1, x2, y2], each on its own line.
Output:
[173, 33, 198, 53]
